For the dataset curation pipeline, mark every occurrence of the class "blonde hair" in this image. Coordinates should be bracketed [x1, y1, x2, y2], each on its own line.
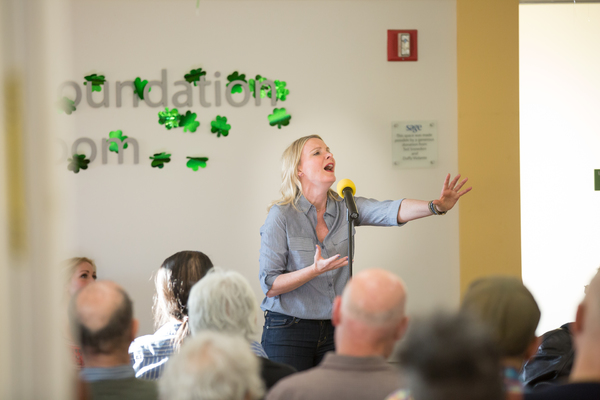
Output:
[64, 257, 97, 283]
[268, 135, 338, 211]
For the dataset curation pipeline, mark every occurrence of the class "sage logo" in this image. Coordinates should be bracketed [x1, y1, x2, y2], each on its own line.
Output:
[406, 125, 422, 133]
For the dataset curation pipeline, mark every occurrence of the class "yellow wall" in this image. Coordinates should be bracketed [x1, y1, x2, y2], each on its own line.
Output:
[457, 0, 521, 294]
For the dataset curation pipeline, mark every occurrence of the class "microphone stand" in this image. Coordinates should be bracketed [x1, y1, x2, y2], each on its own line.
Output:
[340, 186, 359, 277]
[347, 209, 358, 277]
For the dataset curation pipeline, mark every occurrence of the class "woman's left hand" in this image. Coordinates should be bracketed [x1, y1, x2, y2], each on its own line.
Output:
[433, 173, 472, 212]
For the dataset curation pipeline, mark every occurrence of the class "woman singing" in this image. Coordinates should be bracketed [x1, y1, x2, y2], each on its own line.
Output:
[259, 135, 471, 371]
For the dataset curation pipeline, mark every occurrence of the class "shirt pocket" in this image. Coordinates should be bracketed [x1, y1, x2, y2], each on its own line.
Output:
[331, 227, 356, 258]
[288, 236, 315, 270]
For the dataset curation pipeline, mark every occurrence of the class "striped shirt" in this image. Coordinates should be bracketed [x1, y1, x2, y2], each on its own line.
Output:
[129, 321, 268, 380]
[259, 195, 404, 320]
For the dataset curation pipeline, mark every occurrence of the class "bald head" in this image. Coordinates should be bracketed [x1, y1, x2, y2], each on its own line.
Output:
[341, 269, 407, 326]
[71, 281, 134, 355]
[333, 269, 408, 358]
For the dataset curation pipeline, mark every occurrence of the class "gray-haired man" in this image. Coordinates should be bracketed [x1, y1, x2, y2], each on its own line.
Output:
[71, 281, 158, 400]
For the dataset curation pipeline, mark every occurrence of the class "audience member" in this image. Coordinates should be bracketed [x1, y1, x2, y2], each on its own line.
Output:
[128, 250, 213, 379]
[386, 312, 504, 400]
[159, 331, 265, 400]
[187, 268, 296, 390]
[461, 276, 540, 397]
[71, 281, 158, 400]
[520, 323, 574, 391]
[66, 257, 98, 296]
[520, 282, 593, 390]
[266, 268, 408, 400]
[64, 257, 98, 369]
[525, 270, 600, 399]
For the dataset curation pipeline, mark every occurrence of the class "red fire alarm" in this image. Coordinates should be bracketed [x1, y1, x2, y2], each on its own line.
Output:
[387, 30, 418, 62]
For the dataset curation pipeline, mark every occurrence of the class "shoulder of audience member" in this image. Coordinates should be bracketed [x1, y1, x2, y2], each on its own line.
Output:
[538, 327, 573, 352]
[265, 368, 317, 400]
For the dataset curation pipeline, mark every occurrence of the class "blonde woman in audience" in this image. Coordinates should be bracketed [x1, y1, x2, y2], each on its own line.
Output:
[64, 257, 98, 368]
[128, 251, 213, 380]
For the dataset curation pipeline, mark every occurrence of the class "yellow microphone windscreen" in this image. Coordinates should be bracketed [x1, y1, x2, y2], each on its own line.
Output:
[337, 179, 356, 198]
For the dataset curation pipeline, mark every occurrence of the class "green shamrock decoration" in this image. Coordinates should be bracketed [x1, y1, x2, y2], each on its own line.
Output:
[268, 108, 291, 129]
[179, 111, 200, 133]
[267, 80, 290, 101]
[67, 154, 90, 173]
[186, 157, 209, 171]
[210, 116, 231, 137]
[226, 71, 247, 94]
[158, 108, 181, 130]
[249, 75, 270, 98]
[83, 74, 106, 92]
[133, 77, 151, 100]
[184, 68, 207, 86]
[149, 152, 171, 169]
[57, 97, 76, 115]
[108, 130, 129, 153]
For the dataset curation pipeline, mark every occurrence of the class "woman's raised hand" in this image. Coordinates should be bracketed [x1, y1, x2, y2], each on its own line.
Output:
[313, 245, 349, 275]
[433, 173, 472, 212]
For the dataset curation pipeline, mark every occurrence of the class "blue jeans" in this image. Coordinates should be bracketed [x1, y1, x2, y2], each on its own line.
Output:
[261, 311, 335, 372]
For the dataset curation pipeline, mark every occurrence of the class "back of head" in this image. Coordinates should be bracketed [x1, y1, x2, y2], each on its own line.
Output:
[159, 331, 264, 400]
[71, 281, 133, 356]
[154, 251, 213, 349]
[187, 268, 257, 341]
[341, 268, 406, 326]
[335, 269, 407, 356]
[397, 312, 504, 400]
[461, 276, 540, 357]
[577, 270, 600, 340]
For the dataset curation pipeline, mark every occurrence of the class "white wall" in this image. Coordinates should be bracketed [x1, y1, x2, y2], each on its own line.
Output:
[62, 0, 459, 336]
[520, 4, 600, 335]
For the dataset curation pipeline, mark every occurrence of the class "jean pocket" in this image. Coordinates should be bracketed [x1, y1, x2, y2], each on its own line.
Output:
[265, 315, 298, 329]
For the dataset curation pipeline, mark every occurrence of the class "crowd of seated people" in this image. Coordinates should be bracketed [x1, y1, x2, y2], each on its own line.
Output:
[66, 253, 600, 400]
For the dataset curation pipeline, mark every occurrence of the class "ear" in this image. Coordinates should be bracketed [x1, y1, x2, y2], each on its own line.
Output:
[394, 316, 409, 341]
[130, 318, 139, 341]
[573, 302, 586, 336]
[332, 296, 342, 327]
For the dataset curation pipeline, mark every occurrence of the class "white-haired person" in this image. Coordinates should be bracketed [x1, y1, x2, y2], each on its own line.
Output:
[159, 332, 264, 400]
[188, 268, 296, 390]
[259, 134, 471, 371]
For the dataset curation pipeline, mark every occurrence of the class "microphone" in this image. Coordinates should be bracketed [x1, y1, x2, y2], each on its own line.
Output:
[337, 179, 359, 220]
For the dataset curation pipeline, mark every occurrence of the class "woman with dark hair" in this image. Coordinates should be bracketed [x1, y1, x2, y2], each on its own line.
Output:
[129, 251, 213, 380]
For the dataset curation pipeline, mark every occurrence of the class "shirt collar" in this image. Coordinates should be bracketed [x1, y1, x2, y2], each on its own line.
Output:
[297, 194, 336, 217]
[297, 195, 312, 214]
[80, 365, 135, 382]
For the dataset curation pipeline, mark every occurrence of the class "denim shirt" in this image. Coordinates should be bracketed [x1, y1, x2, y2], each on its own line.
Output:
[259, 194, 404, 320]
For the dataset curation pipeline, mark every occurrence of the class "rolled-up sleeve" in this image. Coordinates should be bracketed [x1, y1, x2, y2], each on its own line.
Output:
[259, 206, 289, 294]
[355, 197, 405, 227]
